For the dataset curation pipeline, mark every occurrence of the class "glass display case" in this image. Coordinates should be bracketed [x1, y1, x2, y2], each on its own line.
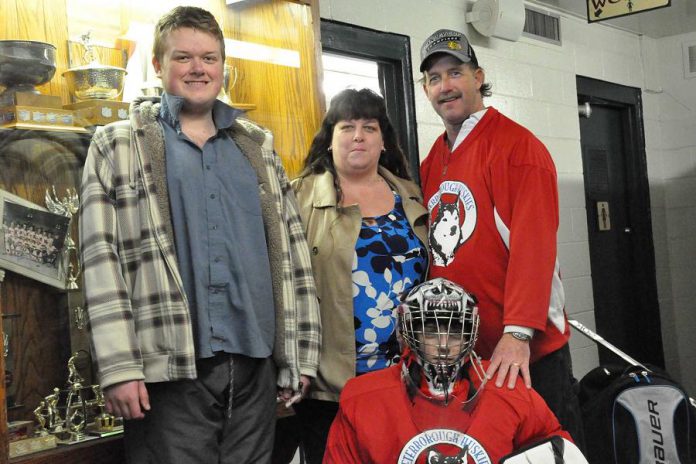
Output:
[0, 0, 324, 459]
[0, 127, 124, 463]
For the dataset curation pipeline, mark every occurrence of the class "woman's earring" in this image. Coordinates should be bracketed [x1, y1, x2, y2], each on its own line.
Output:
[328, 147, 333, 152]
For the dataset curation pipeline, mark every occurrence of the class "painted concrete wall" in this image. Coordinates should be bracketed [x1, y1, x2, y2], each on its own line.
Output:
[318, 0, 696, 394]
[649, 31, 696, 393]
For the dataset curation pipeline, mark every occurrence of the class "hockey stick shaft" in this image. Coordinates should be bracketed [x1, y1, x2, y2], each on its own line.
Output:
[568, 319, 696, 409]
[568, 319, 648, 370]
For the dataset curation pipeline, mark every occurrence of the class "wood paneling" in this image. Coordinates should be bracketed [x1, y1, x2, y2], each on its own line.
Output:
[224, 0, 323, 176]
[0, 1, 323, 461]
[12, 435, 123, 464]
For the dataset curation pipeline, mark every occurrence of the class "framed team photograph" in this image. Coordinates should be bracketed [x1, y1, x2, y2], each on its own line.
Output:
[0, 189, 71, 289]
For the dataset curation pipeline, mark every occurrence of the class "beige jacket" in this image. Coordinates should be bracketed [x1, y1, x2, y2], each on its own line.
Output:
[291, 167, 428, 402]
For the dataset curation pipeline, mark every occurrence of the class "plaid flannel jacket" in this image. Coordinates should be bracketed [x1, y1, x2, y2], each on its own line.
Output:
[79, 97, 320, 390]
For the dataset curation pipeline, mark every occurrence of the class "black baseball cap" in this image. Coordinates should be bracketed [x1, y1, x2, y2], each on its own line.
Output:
[420, 29, 479, 72]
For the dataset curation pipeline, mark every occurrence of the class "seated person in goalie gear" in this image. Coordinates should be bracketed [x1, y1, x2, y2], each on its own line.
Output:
[324, 278, 588, 464]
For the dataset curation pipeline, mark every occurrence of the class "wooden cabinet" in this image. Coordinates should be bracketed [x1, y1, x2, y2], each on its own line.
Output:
[0, 127, 124, 463]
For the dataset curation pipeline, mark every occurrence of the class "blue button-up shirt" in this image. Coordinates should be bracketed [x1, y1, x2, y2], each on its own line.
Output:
[161, 93, 275, 359]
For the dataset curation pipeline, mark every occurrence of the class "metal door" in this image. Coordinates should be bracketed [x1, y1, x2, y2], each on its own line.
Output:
[577, 76, 664, 367]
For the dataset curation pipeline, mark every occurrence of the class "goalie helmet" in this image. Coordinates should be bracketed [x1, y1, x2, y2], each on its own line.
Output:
[399, 277, 481, 400]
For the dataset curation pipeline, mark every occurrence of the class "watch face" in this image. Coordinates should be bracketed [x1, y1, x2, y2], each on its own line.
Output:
[511, 332, 531, 341]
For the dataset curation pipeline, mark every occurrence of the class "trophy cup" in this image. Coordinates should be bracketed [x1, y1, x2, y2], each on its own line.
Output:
[31, 352, 122, 447]
[45, 186, 80, 290]
[0, 40, 82, 131]
[217, 63, 238, 105]
[63, 31, 129, 127]
[0, 40, 57, 106]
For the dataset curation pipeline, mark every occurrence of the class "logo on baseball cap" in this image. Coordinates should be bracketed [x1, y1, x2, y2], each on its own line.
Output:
[420, 29, 478, 72]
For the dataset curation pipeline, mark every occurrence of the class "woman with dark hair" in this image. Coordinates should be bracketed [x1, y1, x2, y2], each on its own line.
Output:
[276, 88, 429, 463]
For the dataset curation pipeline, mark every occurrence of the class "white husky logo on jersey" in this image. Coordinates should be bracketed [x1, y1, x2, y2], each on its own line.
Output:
[428, 181, 477, 267]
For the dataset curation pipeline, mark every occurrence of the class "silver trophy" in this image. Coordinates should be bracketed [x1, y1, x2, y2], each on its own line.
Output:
[44, 186, 80, 289]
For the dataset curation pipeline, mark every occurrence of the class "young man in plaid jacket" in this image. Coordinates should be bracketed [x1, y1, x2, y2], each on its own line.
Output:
[79, 6, 320, 463]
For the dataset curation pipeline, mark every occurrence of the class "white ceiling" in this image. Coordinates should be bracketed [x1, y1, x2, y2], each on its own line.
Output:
[530, 0, 696, 38]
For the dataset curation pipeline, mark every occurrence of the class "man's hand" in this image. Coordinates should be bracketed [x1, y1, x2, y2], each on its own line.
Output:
[485, 333, 532, 389]
[277, 375, 312, 408]
[104, 380, 150, 420]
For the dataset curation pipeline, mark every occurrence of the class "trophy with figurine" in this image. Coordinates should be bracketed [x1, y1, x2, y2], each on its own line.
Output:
[31, 352, 122, 445]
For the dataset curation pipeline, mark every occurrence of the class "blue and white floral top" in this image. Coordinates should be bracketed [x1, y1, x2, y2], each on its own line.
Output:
[353, 193, 427, 374]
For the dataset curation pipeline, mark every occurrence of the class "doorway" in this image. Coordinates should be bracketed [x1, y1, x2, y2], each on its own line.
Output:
[320, 20, 420, 181]
[576, 76, 664, 367]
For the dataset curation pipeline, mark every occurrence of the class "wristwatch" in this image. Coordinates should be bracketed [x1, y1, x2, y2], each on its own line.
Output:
[509, 331, 532, 342]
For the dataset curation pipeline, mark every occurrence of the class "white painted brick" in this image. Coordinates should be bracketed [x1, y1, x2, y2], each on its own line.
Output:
[625, 55, 644, 89]
[658, 95, 694, 122]
[563, 276, 595, 315]
[382, 0, 467, 36]
[659, 299, 677, 337]
[511, 40, 548, 69]
[661, 118, 696, 150]
[668, 237, 696, 299]
[673, 295, 696, 329]
[662, 147, 696, 180]
[666, 206, 696, 239]
[416, 122, 444, 162]
[485, 95, 518, 122]
[531, 66, 565, 103]
[488, 59, 534, 99]
[642, 112, 662, 150]
[547, 104, 580, 139]
[557, 174, 587, 209]
[574, 45, 603, 80]
[675, 360, 696, 398]
[327, 0, 385, 31]
[561, 71, 578, 105]
[570, 207, 589, 242]
[570, 345, 600, 380]
[558, 16, 584, 45]
[665, 178, 696, 209]
[601, 51, 635, 87]
[414, 88, 435, 123]
[648, 177, 665, 208]
[543, 137, 583, 174]
[476, 36, 518, 60]
[517, 34, 569, 69]
[511, 98, 549, 137]
[558, 208, 572, 243]
[318, 0, 332, 19]
[641, 91, 661, 121]
[558, 242, 591, 278]
[568, 325, 594, 351]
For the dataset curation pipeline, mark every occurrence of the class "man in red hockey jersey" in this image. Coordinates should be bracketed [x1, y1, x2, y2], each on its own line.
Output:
[418, 29, 583, 445]
[324, 278, 584, 463]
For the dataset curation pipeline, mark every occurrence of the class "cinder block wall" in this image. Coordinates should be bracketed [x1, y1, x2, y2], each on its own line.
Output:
[319, 0, 696, 395]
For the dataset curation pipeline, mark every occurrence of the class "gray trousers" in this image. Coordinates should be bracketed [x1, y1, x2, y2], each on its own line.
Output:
[124, 354, 277, 464]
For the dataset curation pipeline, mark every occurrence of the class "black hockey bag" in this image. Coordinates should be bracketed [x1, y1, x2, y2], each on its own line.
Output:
[569, 319, 696, 464]
[578, 364, 695, 464]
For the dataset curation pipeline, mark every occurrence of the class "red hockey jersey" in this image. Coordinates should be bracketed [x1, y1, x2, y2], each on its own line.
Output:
[324, 359, 569, 463]
[420, 107, 569, 362]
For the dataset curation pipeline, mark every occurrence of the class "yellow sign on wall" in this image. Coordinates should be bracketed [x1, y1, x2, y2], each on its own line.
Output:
[587, 0, 671, 23]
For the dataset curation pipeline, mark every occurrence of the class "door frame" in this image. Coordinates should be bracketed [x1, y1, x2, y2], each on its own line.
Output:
[576, 75, 664, 367]
[320, 20, 420, 182]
